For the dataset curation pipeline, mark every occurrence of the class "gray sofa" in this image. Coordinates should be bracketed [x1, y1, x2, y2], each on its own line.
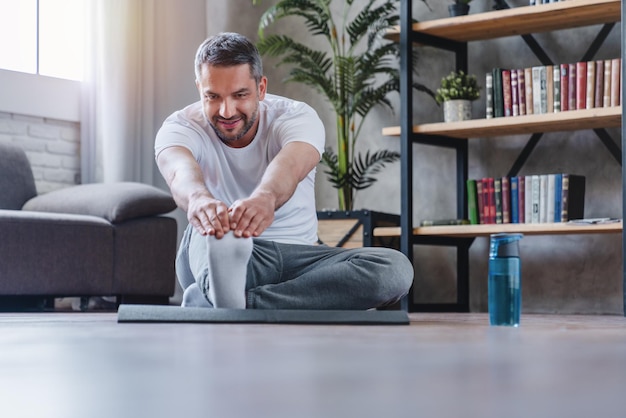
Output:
[0, 141, 178, 308]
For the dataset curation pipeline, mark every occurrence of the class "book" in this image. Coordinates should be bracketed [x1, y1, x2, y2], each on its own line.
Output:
[531, 174, 540, 223]
[502, 70, 513, 117]
[524, 175, 533, 224]
[568, 218, 621, 225]
[525, 67, 534, 115]
[486, 177, 496, 224]
[585, 60, 595, 109]
[494, 177, 503, 224]
[510, 176, 519, 224]
[532, 66, 546, 114]
[560, 174, 586, 221]
[539, 66, 548, 114]
[493, 68, 504, 118]
[546, 174, 556, 223]
[518, 176, 525, 224]
[486, 73, 494, 119]
[546, 65, 554, 113]
[554, 174, 563, 222]
[560, 64, 569, 112]
[501, 176, 511, 224]
[517, 69, 527, 116]
[481, 178, 491, 224]
[568, 62, 577, 111]
[511, 70, 519, 117]
[594, 60, 604, 108]
[539, 174, 548, 223]
[610, 58, 620, 107]
[466, 179, 479, 224]
[553, 65, 561, 112]
[603, 58, 612, 107]
[476, 179, 485, 224]
[420, 219, 470, 226]
[576, 61, 587, 109]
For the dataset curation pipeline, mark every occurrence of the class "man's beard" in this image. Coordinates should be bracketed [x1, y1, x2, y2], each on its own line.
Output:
[210, 108, 259, 143]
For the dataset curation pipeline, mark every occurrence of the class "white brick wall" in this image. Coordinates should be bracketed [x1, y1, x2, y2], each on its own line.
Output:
[0, 111, 80, 194]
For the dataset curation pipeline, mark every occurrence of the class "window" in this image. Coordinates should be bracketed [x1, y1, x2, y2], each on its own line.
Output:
[0, 0, 85, 81]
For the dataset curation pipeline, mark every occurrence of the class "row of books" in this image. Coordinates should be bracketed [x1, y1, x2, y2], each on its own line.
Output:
[466, 174, 585, 225]
[486, 59, 622, 119]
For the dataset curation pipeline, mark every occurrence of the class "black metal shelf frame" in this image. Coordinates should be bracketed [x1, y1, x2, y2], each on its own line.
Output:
[398, 0, 625, 313]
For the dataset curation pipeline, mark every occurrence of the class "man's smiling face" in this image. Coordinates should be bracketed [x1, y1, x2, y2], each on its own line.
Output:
[197, 63, 267, 148]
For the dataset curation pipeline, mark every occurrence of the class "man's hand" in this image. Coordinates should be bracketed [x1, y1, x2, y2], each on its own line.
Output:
[187, 193, 231, 238]
[228, 192, 275, 238]
[156, 146, 233, 239]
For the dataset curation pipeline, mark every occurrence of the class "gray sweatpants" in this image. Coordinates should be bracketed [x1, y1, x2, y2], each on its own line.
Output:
[176, 224, 413, 310]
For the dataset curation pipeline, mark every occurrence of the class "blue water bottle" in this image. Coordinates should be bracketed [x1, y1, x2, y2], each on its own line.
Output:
[488, 233, 523, 327]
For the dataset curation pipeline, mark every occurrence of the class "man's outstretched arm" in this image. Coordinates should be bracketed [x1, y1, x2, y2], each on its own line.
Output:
[157, 146, 230, 238]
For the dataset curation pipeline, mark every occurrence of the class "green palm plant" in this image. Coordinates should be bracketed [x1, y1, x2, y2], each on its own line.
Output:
[252, 0, 433, 211]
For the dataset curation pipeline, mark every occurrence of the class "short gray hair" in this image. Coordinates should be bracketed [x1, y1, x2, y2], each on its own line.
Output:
[194, 32, 263, 84]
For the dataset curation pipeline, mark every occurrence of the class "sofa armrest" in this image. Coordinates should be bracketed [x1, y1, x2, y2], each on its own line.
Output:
[22, 182, 177, 223]
[0, 209, 115, 294]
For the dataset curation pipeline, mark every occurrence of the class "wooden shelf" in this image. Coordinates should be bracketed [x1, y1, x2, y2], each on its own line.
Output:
[374, 221, 623, 238]
[385, 0, 620, 43]
[382, 106, 622, 139]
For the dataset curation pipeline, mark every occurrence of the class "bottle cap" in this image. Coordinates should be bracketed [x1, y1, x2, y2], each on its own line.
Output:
[490, 233, 523, 257]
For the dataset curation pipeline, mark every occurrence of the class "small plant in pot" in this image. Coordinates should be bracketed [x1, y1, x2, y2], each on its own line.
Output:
[435, 70, 480, 122]
[449, 0, 472, 17]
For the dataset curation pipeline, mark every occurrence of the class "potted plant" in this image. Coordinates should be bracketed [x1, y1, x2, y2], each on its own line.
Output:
[449, 0, 472, 16]
[435, 70, 480, 122]
[252, 0, 434, 212]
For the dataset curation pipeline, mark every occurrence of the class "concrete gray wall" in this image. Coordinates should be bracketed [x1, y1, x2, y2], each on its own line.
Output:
[225, 0, 623, 315]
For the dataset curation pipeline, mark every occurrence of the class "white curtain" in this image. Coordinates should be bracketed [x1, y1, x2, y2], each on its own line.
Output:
[81, 0, 156, 185]
[79, 0, 215, 189]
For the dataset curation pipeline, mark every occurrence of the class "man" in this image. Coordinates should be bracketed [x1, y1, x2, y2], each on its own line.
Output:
[155, 32, 413, 310]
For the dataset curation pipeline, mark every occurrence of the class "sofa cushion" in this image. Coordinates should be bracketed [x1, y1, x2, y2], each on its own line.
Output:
[0, 142, 37, 210]
[23, 182, 177, 223]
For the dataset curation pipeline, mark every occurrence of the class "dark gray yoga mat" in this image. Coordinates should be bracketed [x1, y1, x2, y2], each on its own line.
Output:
[117, 304, 409, 325]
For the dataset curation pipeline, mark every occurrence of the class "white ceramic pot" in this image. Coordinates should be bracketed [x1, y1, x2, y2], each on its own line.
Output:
[443, 99, 472, 122]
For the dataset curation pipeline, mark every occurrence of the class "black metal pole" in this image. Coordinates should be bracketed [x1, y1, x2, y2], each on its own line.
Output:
[399, 0, 414, 311]
[620, 0, 626, 316]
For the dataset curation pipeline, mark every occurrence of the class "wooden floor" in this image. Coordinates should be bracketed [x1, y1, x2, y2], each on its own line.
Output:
[1, 312, 626, 418]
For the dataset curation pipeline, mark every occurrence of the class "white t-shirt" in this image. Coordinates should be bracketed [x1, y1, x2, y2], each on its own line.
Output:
[155, 94, 326, 244]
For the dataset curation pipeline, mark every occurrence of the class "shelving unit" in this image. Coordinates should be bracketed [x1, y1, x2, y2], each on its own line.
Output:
[379, 0, 625, 313]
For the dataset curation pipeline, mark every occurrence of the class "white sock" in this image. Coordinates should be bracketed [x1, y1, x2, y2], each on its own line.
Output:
[181, 283, 213, 308]
[205, 233, 253, 309]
